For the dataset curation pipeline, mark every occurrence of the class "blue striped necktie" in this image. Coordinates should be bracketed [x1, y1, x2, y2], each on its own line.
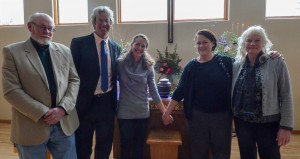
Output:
[101, 40, 108, 92]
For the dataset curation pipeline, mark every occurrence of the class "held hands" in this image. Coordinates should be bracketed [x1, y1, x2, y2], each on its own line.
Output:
[43, 107, 66, 125]
[277, 129, 291, 146]
[162, 112, 174, 125]
[161, 100, 177, 125]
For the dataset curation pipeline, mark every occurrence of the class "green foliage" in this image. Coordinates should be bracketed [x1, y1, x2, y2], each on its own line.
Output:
[214, 31, 238, 58]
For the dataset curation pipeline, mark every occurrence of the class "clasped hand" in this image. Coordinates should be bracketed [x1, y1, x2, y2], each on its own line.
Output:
[43, 107, 66, 125]
[162, 112, 174, 125]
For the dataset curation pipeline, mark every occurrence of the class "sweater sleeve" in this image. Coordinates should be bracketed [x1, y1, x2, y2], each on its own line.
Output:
[171, 60, 193, 102]
[277, 59, 294, 130]
[148, 67, 162, 104]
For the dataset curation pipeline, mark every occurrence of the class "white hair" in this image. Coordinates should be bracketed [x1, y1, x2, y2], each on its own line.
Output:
[235, 25, 273, 63]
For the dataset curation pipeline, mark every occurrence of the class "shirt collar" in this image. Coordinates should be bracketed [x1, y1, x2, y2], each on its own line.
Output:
[93, 32, 109, 45]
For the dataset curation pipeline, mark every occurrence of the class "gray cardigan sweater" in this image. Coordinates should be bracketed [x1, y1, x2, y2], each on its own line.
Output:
[232, 55, 294, 130]
[116, 57, 162, 119]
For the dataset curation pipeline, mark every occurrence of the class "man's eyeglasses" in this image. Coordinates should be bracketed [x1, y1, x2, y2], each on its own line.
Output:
[31, 22, 56, 32]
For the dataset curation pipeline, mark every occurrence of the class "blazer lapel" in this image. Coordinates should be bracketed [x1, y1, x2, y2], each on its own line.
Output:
[108, 40, 116, 70]
[89, 34, 100, 70]
[49, 43, 61, 89]
[24, 40, 49, 88]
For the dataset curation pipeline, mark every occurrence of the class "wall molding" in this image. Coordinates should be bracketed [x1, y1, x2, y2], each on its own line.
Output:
[0, 120, 11, 123]
[292, 130, 300, 134]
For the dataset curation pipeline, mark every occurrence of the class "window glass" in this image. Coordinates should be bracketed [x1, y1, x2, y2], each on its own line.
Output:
[266, 0, 300, 17]
[0, 0, 24, 25]
[119, 0, 225, 23]
[58, 0, 88, 24]
[175, 0, 224, 20]
[120, 0, 167, 22]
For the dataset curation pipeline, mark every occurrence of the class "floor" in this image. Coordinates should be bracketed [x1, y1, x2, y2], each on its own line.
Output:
[1, 122, 300, 159]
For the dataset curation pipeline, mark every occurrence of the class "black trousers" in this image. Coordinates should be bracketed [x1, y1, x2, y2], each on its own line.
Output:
[234, 118, 280, 159]
[75, 91, 115, 159]
[118, 118, 148, 159]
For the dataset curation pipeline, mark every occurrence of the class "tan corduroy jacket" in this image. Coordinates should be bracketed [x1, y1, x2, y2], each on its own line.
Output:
[2, 39, 80, 145]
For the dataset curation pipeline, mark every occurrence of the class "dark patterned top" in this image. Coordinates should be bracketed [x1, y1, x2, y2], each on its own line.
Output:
[232, 53, 264, 122]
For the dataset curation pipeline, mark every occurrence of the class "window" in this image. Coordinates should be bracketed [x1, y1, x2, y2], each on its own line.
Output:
[55, 0, 88, 24]
[0, 0, 88, 26]
[266, 0, 300, 17]
[119, 0, 226, 23]
[174, 0, 225, 21]
[0, 0, 24, 25]
[119, 0, 167, 22]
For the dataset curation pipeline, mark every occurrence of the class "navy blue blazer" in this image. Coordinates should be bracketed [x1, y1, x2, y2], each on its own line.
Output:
[70, 33, 121, 116]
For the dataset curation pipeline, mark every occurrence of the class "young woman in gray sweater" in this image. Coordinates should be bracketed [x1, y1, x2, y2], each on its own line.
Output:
[116, 34, 166, 159]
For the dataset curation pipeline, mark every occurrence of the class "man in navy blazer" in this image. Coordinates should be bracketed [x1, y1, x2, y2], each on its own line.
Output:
[70, 6, 121, 159]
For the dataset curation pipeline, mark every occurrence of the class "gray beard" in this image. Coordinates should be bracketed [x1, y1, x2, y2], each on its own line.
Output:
[36, 37, 51, 46]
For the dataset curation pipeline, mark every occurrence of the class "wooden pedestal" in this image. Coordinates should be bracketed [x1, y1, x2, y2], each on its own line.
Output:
[147, 129, 182, 159]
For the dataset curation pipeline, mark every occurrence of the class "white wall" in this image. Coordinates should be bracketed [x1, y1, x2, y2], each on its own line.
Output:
[0, 0, 299, 130]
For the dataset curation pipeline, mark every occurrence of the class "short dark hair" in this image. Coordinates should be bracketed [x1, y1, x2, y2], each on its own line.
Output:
[195, 29, 217, 51]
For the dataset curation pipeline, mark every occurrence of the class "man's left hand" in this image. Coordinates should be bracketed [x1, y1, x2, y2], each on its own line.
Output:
[43, 107, 66, 125]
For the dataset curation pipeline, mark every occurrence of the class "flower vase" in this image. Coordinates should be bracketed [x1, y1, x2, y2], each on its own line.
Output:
[157, 78, 171, 98]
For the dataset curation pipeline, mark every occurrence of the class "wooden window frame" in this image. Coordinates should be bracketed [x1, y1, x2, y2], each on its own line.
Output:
[117, 0, 229, 24]
[53, 0, 59, 24]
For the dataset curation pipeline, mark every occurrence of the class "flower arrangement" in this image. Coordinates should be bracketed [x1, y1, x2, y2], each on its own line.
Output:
[154, 45, 183, 82]
[214, 31, 238, 58]
[120, 38, 131, 53]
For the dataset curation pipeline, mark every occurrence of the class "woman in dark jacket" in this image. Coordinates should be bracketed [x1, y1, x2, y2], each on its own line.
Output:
[163, 29, 233, 159]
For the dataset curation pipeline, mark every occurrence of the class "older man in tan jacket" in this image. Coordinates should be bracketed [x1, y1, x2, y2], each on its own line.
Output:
[2, 12, 80, 159]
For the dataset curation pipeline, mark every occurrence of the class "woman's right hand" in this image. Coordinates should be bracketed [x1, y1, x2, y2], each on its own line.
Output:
[162, 113, 174, 125]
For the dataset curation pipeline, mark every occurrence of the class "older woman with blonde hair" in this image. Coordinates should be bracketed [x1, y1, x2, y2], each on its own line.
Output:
[232, 25, 294, 159]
